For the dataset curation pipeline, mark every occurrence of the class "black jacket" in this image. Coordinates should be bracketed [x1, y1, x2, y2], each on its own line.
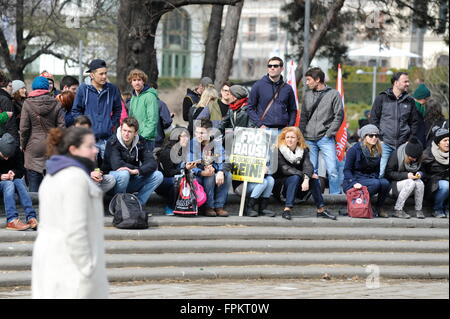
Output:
[102, 134, 158, 176]
[370, 88, 418, 148]
[219, 104, 256, 134]
[157, 142, 183, 178]
[275, 148, 314, 179]
[0, 147, 25, 179]
[182, 88, 200, 122]
[0, 89, 19, 143]
[422, 146, 449, 195]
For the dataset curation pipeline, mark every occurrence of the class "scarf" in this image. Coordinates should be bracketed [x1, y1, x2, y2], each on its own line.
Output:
[415, 101, 426, 117]
[229, 97, 248, 111]
[397, 143, 421, 172]
[279, 145, 304, 164]
[360, 142, 380, 169]
[431, 141, 449, 165]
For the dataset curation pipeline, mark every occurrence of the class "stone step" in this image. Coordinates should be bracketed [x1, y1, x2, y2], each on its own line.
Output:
[0, 265, 448, 287]
[1, 252, 448, 271]
[0, 226, 447, 243]
[1, 239, 447, 257]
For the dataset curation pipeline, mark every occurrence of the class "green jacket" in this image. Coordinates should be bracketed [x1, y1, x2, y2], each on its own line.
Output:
[129, 86, 159, 140]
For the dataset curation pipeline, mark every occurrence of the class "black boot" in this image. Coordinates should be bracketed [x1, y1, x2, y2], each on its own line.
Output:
[282, 209, 292, 220]
[317, 209, 337, 220]
[246, 198, 259, 217]
[258, 198, 276, 217]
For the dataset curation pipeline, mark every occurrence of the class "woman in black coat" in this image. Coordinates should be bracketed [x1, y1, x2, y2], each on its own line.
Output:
[273, 127, 336, 220]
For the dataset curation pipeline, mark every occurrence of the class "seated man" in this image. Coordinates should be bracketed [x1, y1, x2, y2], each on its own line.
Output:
[184, 119, 232, 217]
[103, 117, 163, 206]
[0, 133, 38, 231]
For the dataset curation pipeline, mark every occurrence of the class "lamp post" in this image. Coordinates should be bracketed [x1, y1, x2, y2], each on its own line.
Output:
[356, 67, 393, 104]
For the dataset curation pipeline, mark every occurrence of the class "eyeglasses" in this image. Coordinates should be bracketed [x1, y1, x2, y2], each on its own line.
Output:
[267, 64, 281, 69]
[367, 134, 379, 138]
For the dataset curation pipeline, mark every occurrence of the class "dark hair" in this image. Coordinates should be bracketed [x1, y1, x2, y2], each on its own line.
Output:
[391, 72, 408, 85]
[199, 118, 213, 129]
[56, 91, 75, 112]
[122, 117, 140, 131]
[424, 98, 446, 125]
[268, 56, 284, 67]
[74, 115, 92, 128]
[0, 71, 11, 88]
[47, 127, 93, 156]
[60, 75, 79, 91]
[222, 81, 234, 88]
[305, 67, 325, 83]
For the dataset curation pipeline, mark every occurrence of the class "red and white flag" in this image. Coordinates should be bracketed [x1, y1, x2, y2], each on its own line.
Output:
[335, 64, 348, 162]
[286, 60, 300, 126]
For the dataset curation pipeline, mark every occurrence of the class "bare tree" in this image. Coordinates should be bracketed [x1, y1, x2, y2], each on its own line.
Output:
[201, 4, 224, 81]
[214, 0, 244, 89]
[116, 0, 241, 92]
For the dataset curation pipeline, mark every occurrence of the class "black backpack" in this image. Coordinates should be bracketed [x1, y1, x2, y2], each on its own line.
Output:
[109, 193, 148, 229]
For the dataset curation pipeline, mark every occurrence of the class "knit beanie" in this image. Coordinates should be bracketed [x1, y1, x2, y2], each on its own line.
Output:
[200, 77, 213, 87]
[31, 76, 49, 91]
[230, 85, 248, 100]
[405, 136, 423, 158]
[12, 80, 26, 95]
[358, 124, 379, 138]
[412, 84, 431, 100]
[0, 133, 16, 158]
[433, 127, 449, 145]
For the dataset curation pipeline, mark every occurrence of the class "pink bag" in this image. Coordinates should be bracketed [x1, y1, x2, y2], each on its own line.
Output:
[193, 179, 207, 207]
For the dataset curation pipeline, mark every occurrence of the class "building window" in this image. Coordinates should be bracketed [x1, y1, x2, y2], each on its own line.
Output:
[269, 17, 278, 41]
[248, 17, 256, 41]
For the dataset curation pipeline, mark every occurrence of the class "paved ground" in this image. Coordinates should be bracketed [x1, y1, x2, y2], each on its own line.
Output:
[1, 278, 448, 299]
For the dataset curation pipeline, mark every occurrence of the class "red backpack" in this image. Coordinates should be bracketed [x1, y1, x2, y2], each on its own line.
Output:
[345, 186, 373, 219]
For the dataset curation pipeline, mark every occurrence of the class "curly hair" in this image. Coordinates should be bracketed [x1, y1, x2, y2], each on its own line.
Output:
[424, 98, 445, 125]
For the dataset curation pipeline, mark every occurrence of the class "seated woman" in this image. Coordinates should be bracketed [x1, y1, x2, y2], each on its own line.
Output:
[385, 137, 425, 219]
[343, 124, 391, 218]
[273, 127, 337, 221]
[155, 128, 195, 215]
[422, 127, 449, 218]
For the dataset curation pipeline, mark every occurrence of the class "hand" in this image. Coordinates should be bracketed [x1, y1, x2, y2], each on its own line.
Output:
[216, 171, 224, 186]
[408, 172, 416, 179]
[1, 174, 11, 181]
[201, 165, 215, 177]
[186, 161, 197, 170]
[301, 180, 309, 192]
[8, 170, 15, 180]
[6, 112, 13, 118]
[117, 167, 131, 172]
[353, 183, 362, 189]
[260, 125, 267, 129]
[263, 166, 269, 174]
[130, 169, 140, 175]
[312, 173, 319, 179]
[90, 170, 103, 182]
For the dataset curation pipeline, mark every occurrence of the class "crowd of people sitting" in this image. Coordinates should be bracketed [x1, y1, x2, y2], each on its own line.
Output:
[0, 56, 448, 231]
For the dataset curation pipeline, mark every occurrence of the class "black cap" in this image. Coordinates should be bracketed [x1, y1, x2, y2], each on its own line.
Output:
[405, 137, 424, 159]
[86, 59, 107, 73]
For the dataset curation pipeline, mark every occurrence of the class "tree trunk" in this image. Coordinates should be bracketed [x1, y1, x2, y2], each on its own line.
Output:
[294, 0, 346, 85]
[201, 4, 224, 81]
[214, 0, 244, 89]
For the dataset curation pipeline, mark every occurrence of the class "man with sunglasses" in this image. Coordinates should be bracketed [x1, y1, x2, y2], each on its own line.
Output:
[247, 57, 297, 130]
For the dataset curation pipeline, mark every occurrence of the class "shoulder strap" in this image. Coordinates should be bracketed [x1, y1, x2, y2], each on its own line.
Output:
[260, 83, 286, 122]
[305, 88, 330, 122]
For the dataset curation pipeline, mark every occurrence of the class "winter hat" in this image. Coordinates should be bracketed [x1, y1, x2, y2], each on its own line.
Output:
[31, 76, 49, 91]
[0, 133, 16, 158]
[86, 59, 107, 73]
[40, 70, 54, 81]
[412, 84, 431, 100]
[230, 85, 248, 100]
[358, 124, 380, 138]
[11, 80, 26, 95]
[200, 77, 213, 87]
[433, 127, 449, 145]
[405, 136, 424, 158]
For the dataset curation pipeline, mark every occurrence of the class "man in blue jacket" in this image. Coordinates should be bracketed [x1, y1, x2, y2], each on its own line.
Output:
[247, 57, 297, 130]
[72, 59, 122, 159]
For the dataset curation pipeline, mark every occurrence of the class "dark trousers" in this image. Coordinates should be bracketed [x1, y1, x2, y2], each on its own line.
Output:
[358, 177, 391, 208]
[155, 177, 176, 209]
[274, 175, 325, 208]
[26, 169, 44, 192]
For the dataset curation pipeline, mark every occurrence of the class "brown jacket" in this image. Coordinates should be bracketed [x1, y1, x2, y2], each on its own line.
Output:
[20, 92, 65, 173]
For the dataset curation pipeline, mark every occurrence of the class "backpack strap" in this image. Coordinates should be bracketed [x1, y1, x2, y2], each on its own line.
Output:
[259, 83, 286, 122]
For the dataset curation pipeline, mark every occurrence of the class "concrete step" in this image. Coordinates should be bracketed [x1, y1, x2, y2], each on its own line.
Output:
[1, 239, 448, 257]
[0, 265, 448, 287]
[1, 252, 448, 271]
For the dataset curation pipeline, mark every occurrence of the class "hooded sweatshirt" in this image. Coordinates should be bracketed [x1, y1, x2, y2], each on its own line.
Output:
[71, 82, 122, 140]
[46, 155, 94, 176]
[129, 85, 159, 141]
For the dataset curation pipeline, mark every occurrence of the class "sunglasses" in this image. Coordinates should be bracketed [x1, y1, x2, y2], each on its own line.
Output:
[267, 64, 281, 69]
[367, 134, 379, 138]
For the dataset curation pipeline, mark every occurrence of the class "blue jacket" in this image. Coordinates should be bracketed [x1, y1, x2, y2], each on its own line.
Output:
[183, 138, 225, 177]
[247, 75, 297, 128]
[71, 82, 122, 140]
[155, 99, 173, 147]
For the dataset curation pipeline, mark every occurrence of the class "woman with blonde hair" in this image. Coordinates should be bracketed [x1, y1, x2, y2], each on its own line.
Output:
[343, 124, 391, 217]
[188, 85, 222, 136]
[273, 127, 337, 220]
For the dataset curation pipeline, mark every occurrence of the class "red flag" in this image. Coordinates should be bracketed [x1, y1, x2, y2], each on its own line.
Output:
[335, 64, 348, 162]
[286, 60, 300, 126]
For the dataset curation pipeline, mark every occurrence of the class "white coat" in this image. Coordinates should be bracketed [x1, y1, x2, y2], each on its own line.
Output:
[32, 166, 109, 299]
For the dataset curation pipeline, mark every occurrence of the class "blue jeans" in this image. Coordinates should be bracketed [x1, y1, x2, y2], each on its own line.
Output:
[358, 177, 391, 208]
[109, 170, 164, 206]
[155, 177, 176, 209]
[306, 136, 340, 194]
[433, 180, 449, 212]
[26, 169, 44, 192]
[336, 156, 346, 194]
[196, 171, 232, 209]
[96, 139, 107, 160]
[0, 179, 37, 223]
[380, 143, 395, 178]
[247, 176, 275, 199]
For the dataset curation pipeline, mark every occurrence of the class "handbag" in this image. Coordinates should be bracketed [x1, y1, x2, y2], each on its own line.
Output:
[193, 179, 207, 207]
[345, 186, 373, 219]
